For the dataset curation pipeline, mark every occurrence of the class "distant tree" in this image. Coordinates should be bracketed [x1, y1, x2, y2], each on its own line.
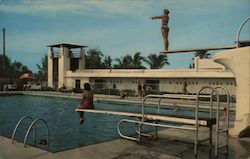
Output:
[114, 55, 133, 69]
[0, 55, 31, 78]
[102, 55, 113, 69]
[85, 48, 104, 69]
[0, 55, 11, 77]
[36, 54, 48, 80]
[194, 50, 210, 59]
[144, 53, 169, 69]
[113, 52, 146, 69]
[131, 52, 146, 69]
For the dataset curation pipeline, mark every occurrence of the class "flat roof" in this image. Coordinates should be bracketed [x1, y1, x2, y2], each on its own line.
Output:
[47, 43, 87, 48]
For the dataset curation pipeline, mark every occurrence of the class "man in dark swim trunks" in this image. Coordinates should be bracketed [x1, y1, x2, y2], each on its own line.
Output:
[151, 9, 170, 52]
[77, 83, 94, 124]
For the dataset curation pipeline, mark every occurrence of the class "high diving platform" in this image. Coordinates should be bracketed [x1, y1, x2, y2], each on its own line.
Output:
[160, 40, 250, 54]
[76, 86, 230, 158]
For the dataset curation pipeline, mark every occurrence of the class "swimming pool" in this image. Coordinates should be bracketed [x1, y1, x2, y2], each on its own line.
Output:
[0, 95, 210, 152]
[0, 95, 160, 152]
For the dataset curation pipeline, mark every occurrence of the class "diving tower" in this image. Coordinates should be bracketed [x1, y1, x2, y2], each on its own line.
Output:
[47, 43, 87, 89]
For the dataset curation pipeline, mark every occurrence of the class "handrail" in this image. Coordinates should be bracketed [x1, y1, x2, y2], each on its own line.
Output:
[236, 16, 250, 47]
[214, 86, 230, 157]
[196, 86, 220, 157]
[24, 118, 49, 148]
[11, 116, 35, 143]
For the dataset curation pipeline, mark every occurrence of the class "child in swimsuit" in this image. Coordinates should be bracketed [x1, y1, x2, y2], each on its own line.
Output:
[77, 83, 94, 124]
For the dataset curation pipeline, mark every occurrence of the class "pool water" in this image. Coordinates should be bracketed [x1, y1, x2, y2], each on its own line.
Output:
[0, 95, 158, 152]
[0, 95, 209, 152]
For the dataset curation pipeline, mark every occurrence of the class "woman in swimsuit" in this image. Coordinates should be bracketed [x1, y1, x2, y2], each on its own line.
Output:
[151, 9, 170, 52]
[77, 83, 94, 124]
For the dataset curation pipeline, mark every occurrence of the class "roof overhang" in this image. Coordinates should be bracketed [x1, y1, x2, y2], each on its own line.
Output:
[47, 43, 87, 49]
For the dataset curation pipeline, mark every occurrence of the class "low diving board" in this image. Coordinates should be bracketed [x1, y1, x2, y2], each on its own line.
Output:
[75, 109, 216, 127]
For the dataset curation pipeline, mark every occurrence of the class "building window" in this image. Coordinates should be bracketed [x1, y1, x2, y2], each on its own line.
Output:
[176, 82, 179, 84]
[169, 81, 172, 84]
[196, 82, 198, 85]
[75, 79, 81, 89]
[209, 82, 211, 85]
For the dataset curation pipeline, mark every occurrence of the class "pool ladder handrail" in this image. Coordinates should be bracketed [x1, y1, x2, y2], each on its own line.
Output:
[11, 116, 35, 143]
[11, 116, 49, 149]
[24, 118, 49, 148]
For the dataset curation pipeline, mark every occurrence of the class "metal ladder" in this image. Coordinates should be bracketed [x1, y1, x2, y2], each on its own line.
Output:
[11, 116, 49, 149]
[117, 85, 230, 157]
[213, 86, 230, 158]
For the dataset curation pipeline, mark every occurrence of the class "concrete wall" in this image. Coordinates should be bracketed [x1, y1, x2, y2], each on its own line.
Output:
[58, 47, 71, 88]
[195, 57, 225, 70]
[214, 47, 250, 136]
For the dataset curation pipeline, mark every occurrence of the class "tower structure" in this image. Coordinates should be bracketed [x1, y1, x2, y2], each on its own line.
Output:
[47, 43, 87, 89]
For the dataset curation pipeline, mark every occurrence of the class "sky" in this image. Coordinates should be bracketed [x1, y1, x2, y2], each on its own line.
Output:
[0, 0, 249, 72]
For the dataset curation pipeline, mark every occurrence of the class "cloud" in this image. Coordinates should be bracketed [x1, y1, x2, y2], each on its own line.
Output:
[0, 0, 158, 17]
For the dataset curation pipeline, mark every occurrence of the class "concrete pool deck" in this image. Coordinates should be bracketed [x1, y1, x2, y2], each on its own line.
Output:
[0, 91, 249, 159]
[1, 128, 250, 159]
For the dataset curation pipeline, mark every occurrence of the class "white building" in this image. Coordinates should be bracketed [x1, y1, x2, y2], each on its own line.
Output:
[47, 43, 235, 96]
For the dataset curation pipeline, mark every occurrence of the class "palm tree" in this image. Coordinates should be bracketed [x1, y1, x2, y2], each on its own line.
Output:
[144, 53, 169, 69]
[36, 54, 48, 79]
[114, 52, 146, 69]
[85, 48, 104, 69]
[102, 55, 113, 69]
[114, 55, 133, 69]
[194, 50, 210, 59]
[131, 52, 146, 69]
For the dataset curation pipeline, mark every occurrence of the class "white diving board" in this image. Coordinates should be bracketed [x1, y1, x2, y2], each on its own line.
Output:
[75, 109, 216, 126]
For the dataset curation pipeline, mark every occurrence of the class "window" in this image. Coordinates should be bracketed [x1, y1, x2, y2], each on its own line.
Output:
[75, 79, 80, 89]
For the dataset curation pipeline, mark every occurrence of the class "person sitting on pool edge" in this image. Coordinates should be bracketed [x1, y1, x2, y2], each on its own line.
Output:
[77, 83, 94, 124]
